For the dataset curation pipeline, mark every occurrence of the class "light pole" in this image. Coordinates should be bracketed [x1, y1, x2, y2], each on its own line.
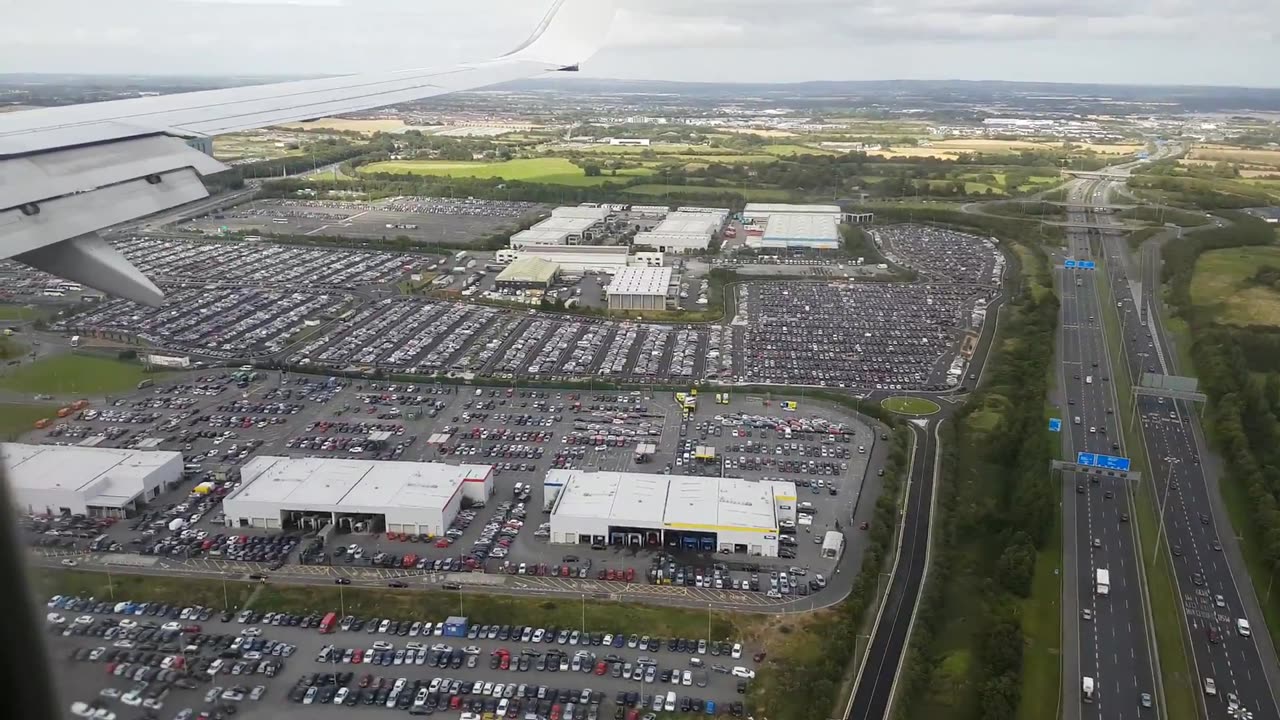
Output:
[221, 572, 230, 611]
[338, 583, 345, 617]
[1152, 456, 1180, 564]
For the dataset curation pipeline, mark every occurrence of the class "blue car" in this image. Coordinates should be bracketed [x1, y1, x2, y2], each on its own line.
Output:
[706, 700, 716, 715]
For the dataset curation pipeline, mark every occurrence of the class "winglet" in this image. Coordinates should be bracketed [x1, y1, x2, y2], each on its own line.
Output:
[501, 0, 618, 69]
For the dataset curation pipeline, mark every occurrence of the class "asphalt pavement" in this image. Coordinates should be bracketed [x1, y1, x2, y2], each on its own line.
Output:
[1058, 177, 1160, 720]
[1103, 191, 1280, 720]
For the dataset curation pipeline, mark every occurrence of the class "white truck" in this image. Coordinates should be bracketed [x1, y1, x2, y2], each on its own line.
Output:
[1096, 568, 1110, 596]
[1082, 676, 1095, 703]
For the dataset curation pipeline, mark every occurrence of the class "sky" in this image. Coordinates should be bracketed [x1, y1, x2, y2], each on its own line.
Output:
[2, 0, 1278, 88]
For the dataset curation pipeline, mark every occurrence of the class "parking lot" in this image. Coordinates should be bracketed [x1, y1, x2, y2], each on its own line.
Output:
[734, 280, 995, 390]
[22, 370, 884, 609]
[183, 198, 544, 246]
[48, 588, 759, 720]
[873, 225, 1005, 286]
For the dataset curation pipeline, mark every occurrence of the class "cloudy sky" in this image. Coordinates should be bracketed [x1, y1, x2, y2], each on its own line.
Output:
[2, 0, 1278, 87]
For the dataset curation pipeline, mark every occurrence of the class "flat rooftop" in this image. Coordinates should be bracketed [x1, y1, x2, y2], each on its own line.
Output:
[225, 456, 490, 512]
[764, 213, 840, 241]
[606, 266, 673, 296]
[745, 202, 842, 215]
[654, 212, 718, 236]
[552, 206, 609, 221]
[552, 471, 789, 533]
[2, 442, 180, 508]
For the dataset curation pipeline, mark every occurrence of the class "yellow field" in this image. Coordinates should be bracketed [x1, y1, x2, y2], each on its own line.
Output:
[1061, 142, 1147, 155]
[868, 138, 1059, 159]
[1188, 146, 1280, 167]
[719, 128, 799, 138]
[279, 118, 438, 134]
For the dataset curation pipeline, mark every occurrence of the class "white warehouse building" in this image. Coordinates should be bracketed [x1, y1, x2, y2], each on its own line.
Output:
[633, 212, 721, 253]
[747, 213, 842, 250]
[222, 456, 493, 534]
[2, 443, 180, 517]
[547, 470, 796, 557]
[498, 245, 631, 274]
[606, 266, 673, 311]
[742, 202, 842, 224]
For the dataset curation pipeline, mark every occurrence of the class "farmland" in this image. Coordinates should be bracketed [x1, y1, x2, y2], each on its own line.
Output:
[358, 158, 656, 186]
[1190, 246, 1280, 328]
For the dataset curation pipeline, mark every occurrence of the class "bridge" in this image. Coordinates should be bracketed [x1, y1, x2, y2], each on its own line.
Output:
[1062, 170, 1131, 180]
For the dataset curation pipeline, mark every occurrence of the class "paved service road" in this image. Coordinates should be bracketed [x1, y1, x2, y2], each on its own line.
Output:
[1059, 178, 1160, 720]
[845, 419, 938, 720]
[1102, 184, 1280, 720]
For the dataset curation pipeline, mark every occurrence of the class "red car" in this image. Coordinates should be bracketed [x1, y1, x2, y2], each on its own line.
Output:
[500, 655, 510, 670]
[450, 696, 463, 710]
[551, 704, 562, 720]
[435, 538, 451, 548]
[183, 625, 201, 633]
[595, 661, 608, 675]
[623, 568, 635, 583]
[560, 565, 571, 577]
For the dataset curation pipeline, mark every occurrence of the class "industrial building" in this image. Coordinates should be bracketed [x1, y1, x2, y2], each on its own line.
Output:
[633, 211, 721, 253]
[509, 206, 608, 249]
[498, 245, 631, 274]
[2, 443, 181, 517]
[606, 266, 673, 311]
[746, 213, 842, 250]
[742, 203, 842, 224]
[494, 257, 559, 291]
[222, 456, 493, 535]
[545, 470, 796, 557]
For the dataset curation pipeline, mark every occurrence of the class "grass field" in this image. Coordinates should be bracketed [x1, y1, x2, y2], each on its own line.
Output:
[1017, 495, 1062, 720]
[1190, 246, 1280, 327]
[881, 396, 941, 415]
[0, 354, 150, 396]
[0, 305, 46, 322]
[0, 402, 57, 441]
[279, 118, 446, 135]
[358, 158, 654, 187]
[1063, 142, 1147, 155]
[622, 184, 796, 201]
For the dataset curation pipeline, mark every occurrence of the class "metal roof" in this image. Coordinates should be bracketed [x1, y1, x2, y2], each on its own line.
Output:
[763, 213, 840, 241]
[496, 257, 560, 284]
[606, 266, 673, 296]
[552, 471, 786, 533]
[744, 203, 842, 215]
[225, 456, 490, 512]
[552, 471, 669, 526]
[1, 442, 180, 507]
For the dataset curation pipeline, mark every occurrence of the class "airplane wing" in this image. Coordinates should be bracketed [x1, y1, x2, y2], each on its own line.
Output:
[0, 0, 616, 305]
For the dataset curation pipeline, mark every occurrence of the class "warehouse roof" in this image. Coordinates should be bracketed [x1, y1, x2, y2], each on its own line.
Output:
[551, 471, 789, 533]
[664, 476, 778, 532]
[510, 228, 573, 246]
[496, 257, 559, 285]
[606, 266, 673, 297]
[551, 206, 608, 221]
[551, 471, 668, 526]
[522, 245, 629, 258]
[744, 202, 841, 215]
[764, 213, 840, 241]
[1, 442, 180, 508]
[225, 456, 490, 512]
[654, 212, 718, 236]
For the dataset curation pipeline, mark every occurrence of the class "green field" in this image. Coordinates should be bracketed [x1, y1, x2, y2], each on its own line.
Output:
[0, 354, 150, 396]
[358, 158, 655, 187]
[0, 305, 45, 322]
[1190, 246, 1280, 327]
[880, 396, 942, 415]
[0, 403, 58, 441]
[1017, 501, 1062, 720]
[623, 184, 795, 201]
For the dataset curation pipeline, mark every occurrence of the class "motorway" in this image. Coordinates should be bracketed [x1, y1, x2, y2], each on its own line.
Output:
[1101, 185, 1280, 720]
[845, 420, 939, 720]
[1060, 177, 1160, 720]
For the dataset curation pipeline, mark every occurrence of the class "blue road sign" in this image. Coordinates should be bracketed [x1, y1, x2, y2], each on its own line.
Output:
[1064, 259, 1096, 270]
[1076, 452, 1131, 472]
[1064, 260, 1077, 268]
[1049, 418, 1062, 433]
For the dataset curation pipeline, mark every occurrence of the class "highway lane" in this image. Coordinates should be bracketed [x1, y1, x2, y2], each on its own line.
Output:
[1061, 178, 1160, 720]
[846, 421, 937, 720]
[1100, 192, 1280, 720]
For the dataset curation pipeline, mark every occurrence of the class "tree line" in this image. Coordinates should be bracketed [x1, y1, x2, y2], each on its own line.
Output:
[896, 234, 1060, 720]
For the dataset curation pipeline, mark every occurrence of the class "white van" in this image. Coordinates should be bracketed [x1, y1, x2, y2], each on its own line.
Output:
[1237, 618, 1251, 637]
[664, 692, 676, 712]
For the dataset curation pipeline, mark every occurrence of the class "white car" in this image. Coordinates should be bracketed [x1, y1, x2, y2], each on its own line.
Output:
[731, 643, 742, 659]
[731, 666, 756, 679]
[1204, 677, 1217, 696]
[334, 688, 349, 705]
[162, 622, 181, 632]
[75, 615, 94, 626]
[240, 627, 262, 637]
[46, 613, 66, 625]
[121, 692, 143, 707]
[61, 559, 78, 567]
[70, 703, 95, 718]
[1237, 618, 1252, 637]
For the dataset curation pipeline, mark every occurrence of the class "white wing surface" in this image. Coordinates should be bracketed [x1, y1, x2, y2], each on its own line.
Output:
[0, 0, 616, 305]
